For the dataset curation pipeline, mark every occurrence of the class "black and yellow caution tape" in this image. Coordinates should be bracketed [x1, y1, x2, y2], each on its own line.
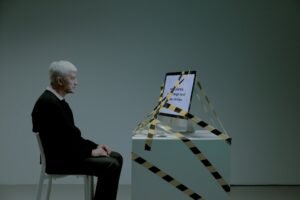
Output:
[144, 71, 189, 150]
[144, 118, 158, 151]
[135, 71, 194, 133]
[151, 74, 185, 118]
[133, 70, 231, 198]
[163, 102, 231, 144]
[195, 81, 218, 128]
[132, 152, 205, 200]
[155, 121, 230, 192]
[195, 79, 228, 135]
[150, 83, 165, 117]
[134, 83, 165, 134]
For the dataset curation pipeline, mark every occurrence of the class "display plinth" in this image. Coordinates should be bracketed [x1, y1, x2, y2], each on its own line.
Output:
[132, 131, 231, 200]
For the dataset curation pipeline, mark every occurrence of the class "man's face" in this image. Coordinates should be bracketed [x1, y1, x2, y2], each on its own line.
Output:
[62, 71, 78, 94]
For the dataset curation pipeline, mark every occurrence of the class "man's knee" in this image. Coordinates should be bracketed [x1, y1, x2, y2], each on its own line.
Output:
[111, 151, 123, 167]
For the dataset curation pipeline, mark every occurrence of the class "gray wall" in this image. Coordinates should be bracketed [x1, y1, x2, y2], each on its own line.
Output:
[0, 0, 299, 185]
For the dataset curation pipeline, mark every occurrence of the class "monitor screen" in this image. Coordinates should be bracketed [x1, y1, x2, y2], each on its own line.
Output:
[159, 71, 196, 118]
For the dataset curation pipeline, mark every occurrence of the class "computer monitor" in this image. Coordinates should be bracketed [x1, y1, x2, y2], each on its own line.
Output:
[158, 71, 196, 133]
[159, 71, 196, 117]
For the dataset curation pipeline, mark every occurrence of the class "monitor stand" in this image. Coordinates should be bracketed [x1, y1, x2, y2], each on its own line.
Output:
[157, 115, 194, 135]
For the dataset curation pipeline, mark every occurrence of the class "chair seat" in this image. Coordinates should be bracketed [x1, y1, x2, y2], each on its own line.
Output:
[34, 132, 94, 200]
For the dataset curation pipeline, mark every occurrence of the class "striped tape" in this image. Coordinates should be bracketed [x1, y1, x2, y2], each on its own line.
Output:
[133, 84, 165, 133]
[151, 73, 185, 118]
[132, 70, 232, 197]
[150, 83, 166, 117]
[156, 121, 230, 192]
[163, 102, 231, 144]
[144, 71, 190, 150]
[144, 118, 158, 151]
[132, 152, 205, 200]
[137, 83, 165, 130]
[195, 79, 228, 136]
[195, 83, 218, 128]
[134, 71, 186, 134]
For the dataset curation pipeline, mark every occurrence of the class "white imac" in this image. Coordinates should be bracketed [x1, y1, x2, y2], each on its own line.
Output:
[158, 71, 196, 133]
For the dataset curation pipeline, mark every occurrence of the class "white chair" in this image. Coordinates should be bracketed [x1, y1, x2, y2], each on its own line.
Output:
[35, 132, 94, 200]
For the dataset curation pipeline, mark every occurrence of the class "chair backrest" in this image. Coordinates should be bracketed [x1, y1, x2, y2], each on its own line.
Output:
[35, 132, 47, 172]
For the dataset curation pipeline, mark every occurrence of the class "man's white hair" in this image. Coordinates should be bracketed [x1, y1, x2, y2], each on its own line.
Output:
[49, 60, 77, 84]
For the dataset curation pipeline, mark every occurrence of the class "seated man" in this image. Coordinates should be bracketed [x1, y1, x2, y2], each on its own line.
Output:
[31, 60, 123, 200]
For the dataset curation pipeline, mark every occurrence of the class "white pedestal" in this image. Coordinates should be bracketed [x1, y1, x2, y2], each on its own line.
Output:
[132, 131, 231, 200]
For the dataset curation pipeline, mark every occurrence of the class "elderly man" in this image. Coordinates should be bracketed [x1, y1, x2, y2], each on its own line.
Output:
[32, 60, 123, 200]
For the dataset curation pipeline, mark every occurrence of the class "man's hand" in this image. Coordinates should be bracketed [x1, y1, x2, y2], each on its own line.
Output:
[91, 144, 112, 157]
[99, 144, 112, 155]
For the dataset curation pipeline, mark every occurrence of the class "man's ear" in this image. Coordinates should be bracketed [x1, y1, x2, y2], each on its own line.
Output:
[56, 76, 64, 86]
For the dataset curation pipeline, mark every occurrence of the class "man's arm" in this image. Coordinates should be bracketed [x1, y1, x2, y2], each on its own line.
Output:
[32, 92, 97, 160]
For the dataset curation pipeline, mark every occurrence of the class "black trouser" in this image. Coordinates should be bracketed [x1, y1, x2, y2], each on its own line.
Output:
[89, 152, 123, 200]
[61, 151, 123, 200]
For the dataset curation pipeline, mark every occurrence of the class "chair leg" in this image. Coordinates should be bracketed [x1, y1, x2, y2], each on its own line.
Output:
[84, 176, 88, 200]
[36, 170, 44, 200]
[84, 176, 94, 200]
[89, 176, 94, 200]
[37, 173, 92, 200]
[46, 177, 52, 200]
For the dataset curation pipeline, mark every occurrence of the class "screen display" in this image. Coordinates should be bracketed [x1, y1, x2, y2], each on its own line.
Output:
[159, 71, 196, 117]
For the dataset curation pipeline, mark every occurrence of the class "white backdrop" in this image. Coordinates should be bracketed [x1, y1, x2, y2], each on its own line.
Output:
[0, 0, 299, 185]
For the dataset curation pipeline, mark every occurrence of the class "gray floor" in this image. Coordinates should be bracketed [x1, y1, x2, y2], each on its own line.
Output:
[0, 184, 300, 200]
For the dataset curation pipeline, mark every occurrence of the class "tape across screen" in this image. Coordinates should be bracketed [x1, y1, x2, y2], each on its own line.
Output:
[144, 72, 189, 151]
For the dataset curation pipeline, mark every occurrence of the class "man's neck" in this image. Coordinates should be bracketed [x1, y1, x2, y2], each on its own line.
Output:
[47, 86, 65, 100]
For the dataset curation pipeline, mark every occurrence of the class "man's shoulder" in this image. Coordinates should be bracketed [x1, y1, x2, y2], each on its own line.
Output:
[39, 90, 59, 101]
[34, 90, 61, 108]
[31, 91, 62, 132]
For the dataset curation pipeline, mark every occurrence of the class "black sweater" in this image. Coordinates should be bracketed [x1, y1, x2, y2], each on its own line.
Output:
[32, 90, 97, 173]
